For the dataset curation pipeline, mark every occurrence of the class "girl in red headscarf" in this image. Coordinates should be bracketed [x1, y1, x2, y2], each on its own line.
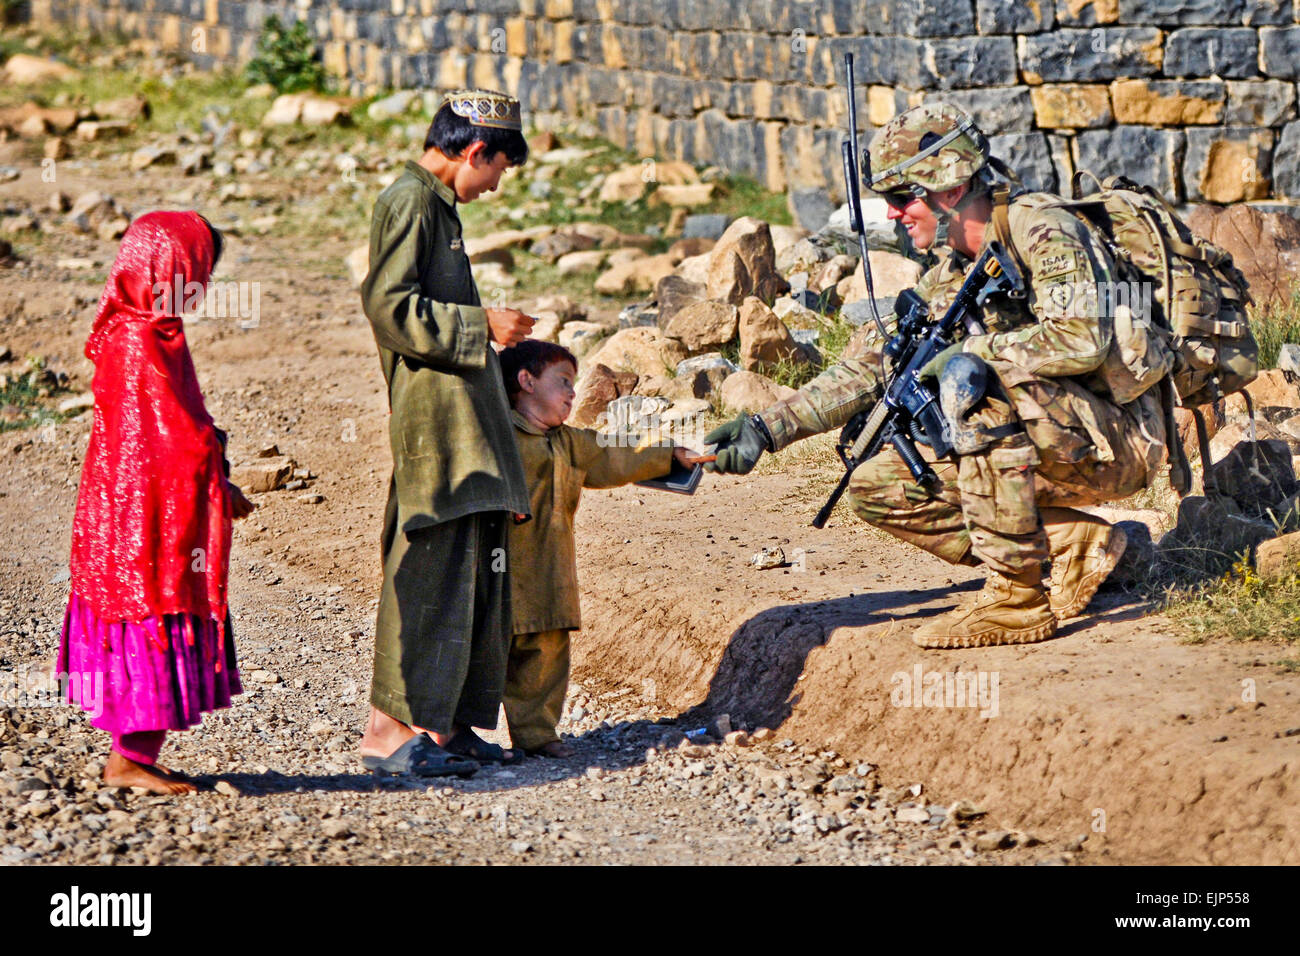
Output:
[59, 210, 255, 795]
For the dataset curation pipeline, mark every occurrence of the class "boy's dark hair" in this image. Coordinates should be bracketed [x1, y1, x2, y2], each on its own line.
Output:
[499, 340, 578, 401]
[424, 103, 528, 166]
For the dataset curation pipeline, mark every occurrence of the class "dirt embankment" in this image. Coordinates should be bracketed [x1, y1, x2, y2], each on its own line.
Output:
[571, 473, 1300, 865]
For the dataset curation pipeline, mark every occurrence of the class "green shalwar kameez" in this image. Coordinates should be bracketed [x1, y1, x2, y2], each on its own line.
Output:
[360, 161, 530, 733]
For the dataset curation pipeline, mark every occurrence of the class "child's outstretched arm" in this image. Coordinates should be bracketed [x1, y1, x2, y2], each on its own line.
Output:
[565, 428, 677, 489]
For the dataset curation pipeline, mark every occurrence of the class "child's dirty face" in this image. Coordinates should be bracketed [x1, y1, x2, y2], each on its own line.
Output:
[524, 360, 577, 428]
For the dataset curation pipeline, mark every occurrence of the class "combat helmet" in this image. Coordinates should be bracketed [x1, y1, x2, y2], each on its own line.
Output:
[865, 103, 990, 196]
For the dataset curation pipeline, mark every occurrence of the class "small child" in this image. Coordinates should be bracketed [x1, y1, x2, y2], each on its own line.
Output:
[499, 341, 700, 757]
[60, 210, 255, 794]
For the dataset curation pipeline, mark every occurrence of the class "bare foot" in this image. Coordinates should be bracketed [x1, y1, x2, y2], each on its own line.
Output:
[103, 752, 197, 795]
[528, 740, 575, 759]
[358, 706, 417, 759]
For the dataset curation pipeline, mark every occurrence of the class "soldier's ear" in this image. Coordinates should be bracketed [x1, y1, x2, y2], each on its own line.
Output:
[518, 368, 534, 393]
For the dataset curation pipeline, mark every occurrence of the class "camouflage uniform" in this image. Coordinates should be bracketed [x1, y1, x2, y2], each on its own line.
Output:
[753, 106, 1167, 642]
[762, 197, 1166, 577]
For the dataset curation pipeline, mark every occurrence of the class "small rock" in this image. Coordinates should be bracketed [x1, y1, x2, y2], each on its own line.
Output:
[214, 781, 240, 798]
[321, 819, 351, 839]
[724, 730, 751, 747]
[56, 393, 94, 415]
[750, 546, 787, 570]
[683, 213, 732, 240]
[974, 830, 1013, 851]
[896, 806, 931, 824]
[509, 840, 532, 854]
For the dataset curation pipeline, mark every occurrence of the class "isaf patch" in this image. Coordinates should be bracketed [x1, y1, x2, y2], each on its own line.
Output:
[1036, 249, 1083, 281]
[1034, 247, 1086, 280]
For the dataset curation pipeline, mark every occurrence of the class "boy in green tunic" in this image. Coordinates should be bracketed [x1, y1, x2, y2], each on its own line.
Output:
[358, 90, 537, 776]
[498, 341, 703, 757]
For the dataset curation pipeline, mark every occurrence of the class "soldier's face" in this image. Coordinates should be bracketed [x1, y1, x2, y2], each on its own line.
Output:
[886, 193, 939, 250]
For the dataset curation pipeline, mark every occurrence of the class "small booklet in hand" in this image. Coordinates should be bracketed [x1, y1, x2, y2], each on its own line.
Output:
[635, 458, 703, 495]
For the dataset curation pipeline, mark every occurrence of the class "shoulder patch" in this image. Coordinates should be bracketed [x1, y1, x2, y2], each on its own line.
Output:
[1036, 250, 1083, 281]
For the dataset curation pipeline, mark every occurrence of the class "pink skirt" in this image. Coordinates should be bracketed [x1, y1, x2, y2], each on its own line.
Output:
[58, 592, 242, 735]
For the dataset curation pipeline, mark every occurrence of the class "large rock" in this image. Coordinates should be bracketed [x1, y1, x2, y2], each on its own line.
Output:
[557, 320, 610, 358]
[672, 353, 737, 398]
[1255, 530, 1300, 577]
[1185, 203, 1300, 307]
[651, 183, 716, 208]
[556, 250, 609, 275]
[705, 217, 789, 305]
[837, 251, 925, 303]
[1235, 369, 1300, 412]
[569, 363, 639, 428]
[585, 327, 673, 378]
[599, 160, 698, 203]
[739, 297, 807, 372]
[530, 228, 598, 263]
[720, 371, 797, 414]
[1207, 435, 1298, 513]
[94, 95, 150, 122]
[594, 253, 678, 296]
[465, 227, 554, 259]
[2, 54, 79, 84]
[662, 300, 739, 354]
[262, 93, 349, 127]
[654, 274, 708, 326]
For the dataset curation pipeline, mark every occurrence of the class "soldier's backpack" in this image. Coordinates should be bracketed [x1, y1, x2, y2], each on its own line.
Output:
[990, 173, 1259, 496]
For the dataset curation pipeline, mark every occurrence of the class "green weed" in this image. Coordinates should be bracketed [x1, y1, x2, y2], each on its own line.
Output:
[1250, 284, 1300, 370]
[244, 16, 325, 94]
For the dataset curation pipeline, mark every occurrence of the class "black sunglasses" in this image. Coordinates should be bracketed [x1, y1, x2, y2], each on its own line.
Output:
[880, 189, 918, 211]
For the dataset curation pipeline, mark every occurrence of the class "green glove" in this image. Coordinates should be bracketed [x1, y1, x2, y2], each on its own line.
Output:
[918, 342, 963, 381]
[704, 415, 770, 474]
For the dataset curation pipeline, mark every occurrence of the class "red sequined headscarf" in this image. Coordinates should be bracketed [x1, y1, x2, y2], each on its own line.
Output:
[70, 210, 231, 625]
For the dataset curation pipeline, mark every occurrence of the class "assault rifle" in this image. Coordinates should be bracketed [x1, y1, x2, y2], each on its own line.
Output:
[811, 243, 1024, 529]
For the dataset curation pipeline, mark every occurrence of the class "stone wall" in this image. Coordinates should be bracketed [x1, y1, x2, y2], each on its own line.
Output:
[29, 0, 1300, 222]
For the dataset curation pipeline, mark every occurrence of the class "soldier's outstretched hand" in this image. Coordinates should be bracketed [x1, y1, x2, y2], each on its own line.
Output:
[704, 415, 768, 475]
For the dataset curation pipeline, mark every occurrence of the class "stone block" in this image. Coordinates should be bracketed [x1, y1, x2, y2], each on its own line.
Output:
[1183, 126, 1275, 203]
[1260, 28, 1300, 80]
[1164, 28, 1259, 79]
[1110, 79, 1226, 125]
[1242, 0, 1293, 25]
[1117, 0, 1244, 24]
[908, 37, 1019, 89]
[977, 0, 1055, 34]
[1073, 126, 1186, 199]
[925, 86, 1036, 134]
[864, 0, 977, 36]
[1054, 0, 1119, 25]
[789, 189, 836, 232]
[1277, 121, 1300, 200]
[1224, 80, 1297, 126]
[988, 132, 1057, 192]
[1048, 134, 1075, 196]
[1030, 84, 1113, 128]
[1018, 29, 1163, 84]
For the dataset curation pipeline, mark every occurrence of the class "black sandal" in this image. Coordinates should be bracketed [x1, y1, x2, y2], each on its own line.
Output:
[442, 729, 524, 765]
[363, 735, 478, 777]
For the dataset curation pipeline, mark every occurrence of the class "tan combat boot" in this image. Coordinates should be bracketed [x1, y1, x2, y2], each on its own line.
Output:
[1043, 510, 1128, 621]
[912, 567, 1056, 649]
